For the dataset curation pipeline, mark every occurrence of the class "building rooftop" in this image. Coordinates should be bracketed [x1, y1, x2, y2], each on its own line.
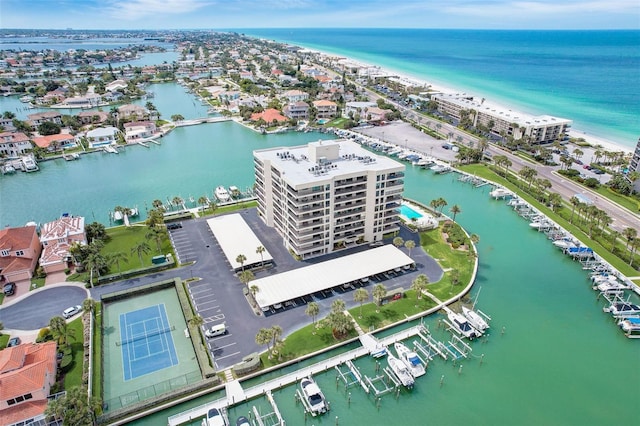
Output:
[206, 214, 273, 270]
[255, 139, 404, 187]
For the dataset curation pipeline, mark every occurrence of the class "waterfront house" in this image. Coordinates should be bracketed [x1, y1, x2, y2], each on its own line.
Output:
[0, 225, 42, 283]
[283, 102, 310, 121]
[117, 104, 148, 122]
[105, 79, 127, 92]
[32, 133, 77, 152]
[85, 126, 119, 148]
[124, 121, 157, 142]
[26, 111, 62, 127]
[39, 215, 86, 274]
[312, 100, 338, 120]
[0, 117, 15, 131]
[77, 110, 109, 125]
[364, 106, 392, 123]
[0, 132, 32, 158]
[250, 108, 288, 125]
[0, 341, 58, 426]
[60, 93, 101, 108]
[343, 101, 377, 119]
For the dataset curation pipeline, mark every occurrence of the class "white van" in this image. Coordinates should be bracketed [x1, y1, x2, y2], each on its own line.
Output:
[205, 323, 227, 338]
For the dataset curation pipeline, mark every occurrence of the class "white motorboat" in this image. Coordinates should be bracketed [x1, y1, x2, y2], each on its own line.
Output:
[618, 317, 640, 336]
[113, 210, 123, 221]
[552, 238, 577, 250]
[461, 306, 490, 332]
[394, 342, 426, 378]
[489, 188, 513, 198]
[299, 376, 328, 416]
[387, 353, 414, 388]
[447, 311, 481, 339]
[202, 407, 228, 426]
[594, 280, 628, 294]
[603, 302, 640, 317]
[215, 186, 231, 202]
[22, 156, 39, 171]
[228, 186, 241, 198]
[104, 145, 119, 154]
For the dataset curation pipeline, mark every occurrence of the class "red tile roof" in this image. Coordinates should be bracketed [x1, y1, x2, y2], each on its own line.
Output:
[32, 133, 76, 148]
[0, 131, 30, 143]
[1, 400, 48, 425]
[250, 108, 287, 123]
[0, 341, 57, 401]
[0, 226, 38, 275]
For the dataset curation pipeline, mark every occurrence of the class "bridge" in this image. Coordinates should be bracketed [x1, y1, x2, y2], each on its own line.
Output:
[175, 116, 232, 127]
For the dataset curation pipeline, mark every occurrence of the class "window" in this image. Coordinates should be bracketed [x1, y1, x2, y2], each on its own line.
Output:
[15, 250, 24, 256]
[1, 249, 8, 256]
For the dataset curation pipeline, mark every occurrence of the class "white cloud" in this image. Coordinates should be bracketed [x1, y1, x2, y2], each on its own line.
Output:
[102, 0, 209, 21]
[443, 0, 639, 18]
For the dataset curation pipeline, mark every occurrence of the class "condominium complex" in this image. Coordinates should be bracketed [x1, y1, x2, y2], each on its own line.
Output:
[630, 137, 640, 192]
[432, 93, 572, 145]
[254, 139, 405, 259]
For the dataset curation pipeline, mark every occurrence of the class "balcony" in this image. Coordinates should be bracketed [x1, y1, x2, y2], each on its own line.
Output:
[334, 183, 367, 196]
[335, 176, 367, 187]
[335, 191, 366, 203]
[334, 206, 364, 218]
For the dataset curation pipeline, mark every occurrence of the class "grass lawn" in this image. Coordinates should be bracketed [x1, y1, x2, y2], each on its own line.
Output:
[200, 200, 258, 217]
[590, 185, 640, 213]
[260, 321, 358, 369]
[30, 277, 46, 291]
[0, 334, 9, 349]
[0, 293, 4, 305]
[351, 294, 437, 331]
[63, 316, 85, 390]
[102, 225, 173, 271]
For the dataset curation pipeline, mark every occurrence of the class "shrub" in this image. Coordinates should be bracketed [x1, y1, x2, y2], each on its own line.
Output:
[36, 327, 52, 343]
[64, 268, 71, 275]
[584, 178, 600, 188]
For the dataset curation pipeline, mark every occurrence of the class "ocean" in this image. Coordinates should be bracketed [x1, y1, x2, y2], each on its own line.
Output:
[240, 29, 640, 149]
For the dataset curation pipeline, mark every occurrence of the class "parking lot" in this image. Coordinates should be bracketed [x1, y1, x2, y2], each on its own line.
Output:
[167, 208, 444, 369]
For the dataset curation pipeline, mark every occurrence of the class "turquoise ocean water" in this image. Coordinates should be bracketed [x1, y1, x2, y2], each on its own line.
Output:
[241, 29, 640, 149]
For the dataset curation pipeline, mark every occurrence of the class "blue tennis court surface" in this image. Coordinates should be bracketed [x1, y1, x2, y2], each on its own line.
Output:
[119, 304, 178, 381]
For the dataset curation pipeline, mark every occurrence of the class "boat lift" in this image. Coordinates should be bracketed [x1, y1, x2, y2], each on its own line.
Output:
[335, 360, 370, 393]
[445, 335, 473, 360]
[252, 399, 284, 426]
[415, 330, 448, 360]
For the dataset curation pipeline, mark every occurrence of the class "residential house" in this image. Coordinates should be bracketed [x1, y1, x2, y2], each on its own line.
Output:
[85, 126, 119, 148]
[343, 101, 377, 120]
[77, 110, 109, 125]
[39, 215, 86, 274]
[32, 133, 77, 152]
[283, 102, 309, 121]
[26, 111, 62, 127]
[61, 93, 101, 108]
[312, 100, 338, 120]
[105, 79, 127, 92]
[282, 90, 309, 103]
[250, 108, 288, 124]
[364, 107, 392, 123]
[218, 91, 241, 103]
[117, 104, 148, 122]
[0, 132, 32, 158]
[0, 341, 58, 426]
[0, 117, 15, 132]
[0, 225, 42, 283]
[123, 121, 157, 142]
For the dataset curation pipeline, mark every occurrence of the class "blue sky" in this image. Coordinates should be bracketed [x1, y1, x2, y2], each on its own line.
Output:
[1, 0, 639, 30]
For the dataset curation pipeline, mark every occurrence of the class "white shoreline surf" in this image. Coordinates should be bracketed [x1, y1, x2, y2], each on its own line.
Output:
[267, 39, 634, 154]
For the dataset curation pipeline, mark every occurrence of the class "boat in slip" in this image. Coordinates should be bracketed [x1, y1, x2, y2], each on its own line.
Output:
[603, 302, 640, 317]
[461, 306, 490, 332]
[299, 376, 328, 416]
[387, 353, 415, 388]
[594, 280, 628, 294]
[489, 187, 513, 199]
[617, 317, 640, 337]
[202, 407, 229, 426]
[394, 342, 426, 378]
[215, 185, 231, 202]
[447, 311, 481, 340]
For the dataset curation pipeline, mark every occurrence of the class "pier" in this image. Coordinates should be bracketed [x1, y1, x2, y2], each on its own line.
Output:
[174, 116, 232, 127]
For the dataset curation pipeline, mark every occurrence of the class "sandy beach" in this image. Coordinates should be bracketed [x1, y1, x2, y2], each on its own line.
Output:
[302, 47, 634, 154]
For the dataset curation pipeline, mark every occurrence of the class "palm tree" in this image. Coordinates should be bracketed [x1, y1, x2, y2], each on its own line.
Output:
[171, 114, 184, 122]
[404, 239, 416, 256]
[172, 196, 184, 210]
[411, 274, 429, 299]
[372, 283, 387, 311]
[152, 199, 165, 211]
[146, 227, 166, 252]
[470, 233, 480, 257]
[256, 245, 266, 266]
[325, 310, 353, 339]
[622, 227, 637, 251]
[236, 254, 247, 271]
[130, 241, 151, 267]
[569, 196, 580, 224]
[82, 298, 95, 316]
[437, 197, 448, 214]
[331, 298, 346, 314]
[305, 302, 320, 325]
[249, 285, 260, 305]
[392, 236, 404, 248]
[270, 325, 283, 355]
[450, 204, 461, 222]
[609, 230, 620, 251]
[353, 288, 369, 318]
[45, 386, 102, 425]
[188, 314, 204, 328]
[573, 148, 584, 162]
[85, 252, 106, 287]
[548, 193, 562, 212]
[238, 270, 255, 287]
[429, 199, 439, 215]
[49, 316, 75, 348]
[197, 195, 208, 211]
[255, 328, 272, 353]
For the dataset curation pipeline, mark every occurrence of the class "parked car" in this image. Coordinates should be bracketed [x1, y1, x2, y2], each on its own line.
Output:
[7, 337, 21, 347]
[583, 164, 591, 169]
[166, 222, 182, 230]
[593, 169, 605, 175]
[574, 159, 583, 165]
[205, 323, 227, 338]
[62, 305, 82, 319]
[3, 282, 16, 296]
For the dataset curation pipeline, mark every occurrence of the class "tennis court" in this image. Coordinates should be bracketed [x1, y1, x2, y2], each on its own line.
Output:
[119, 304, 178, 381]
[102, 286, 201, 412]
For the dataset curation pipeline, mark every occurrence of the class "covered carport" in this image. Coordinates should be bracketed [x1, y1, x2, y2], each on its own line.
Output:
[207, 213, 273, 271]
[252, 245, 415, 310]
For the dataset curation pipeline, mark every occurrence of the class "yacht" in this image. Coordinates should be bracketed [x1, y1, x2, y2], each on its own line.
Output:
[603, 302, 640, 317]
[202, 407, 228, 426]
[489, 188, 513, 198]
[447, 311, 481, 340]
[21, 156, 39, 172]
[228, 186, 241, 198]
[393, 342, 426, 378]
[552, 238, 577, 250]
[215, 186, 231, 202]
[299, 376, 328, 416]
[387, 353, 415, 388]
[104, 145, 119, 154]
[594, 280, 628, 294]
[461, 306, 490, 332]
[618, 317, 640, 337]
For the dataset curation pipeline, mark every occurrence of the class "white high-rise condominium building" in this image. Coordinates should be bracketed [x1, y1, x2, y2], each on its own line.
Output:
[629, 137, 640, 193]
[254, 139, 405, 259]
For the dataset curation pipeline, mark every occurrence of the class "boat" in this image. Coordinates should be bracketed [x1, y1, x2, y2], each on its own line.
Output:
[202, 407, 228, 426]
[489, 188, 513, 199]
[552, 238, 577, 250]
[431, 164, 451, 174]
[62, 152, 80, 161]
[229, 186, 241, 198]
[461, 306, 490, 332]
[113, 210, 123, 221]
[21, 156, 39, 172]
[603, 302, 640, 317]
[447, 311, 481, 340]
[618, 317, 640, 337]
[594, 280, 628, 294]
[393, 342, 426, 378]
[299, 376, 328, 416]
[386, 353, 415, 388]
[215, 186, 231, 202]
[1, 164, 16, 174]
[104, 145, 119, 154]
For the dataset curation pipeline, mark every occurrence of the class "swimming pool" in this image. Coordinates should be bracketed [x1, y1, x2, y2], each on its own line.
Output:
[400, 204, 423, 220]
